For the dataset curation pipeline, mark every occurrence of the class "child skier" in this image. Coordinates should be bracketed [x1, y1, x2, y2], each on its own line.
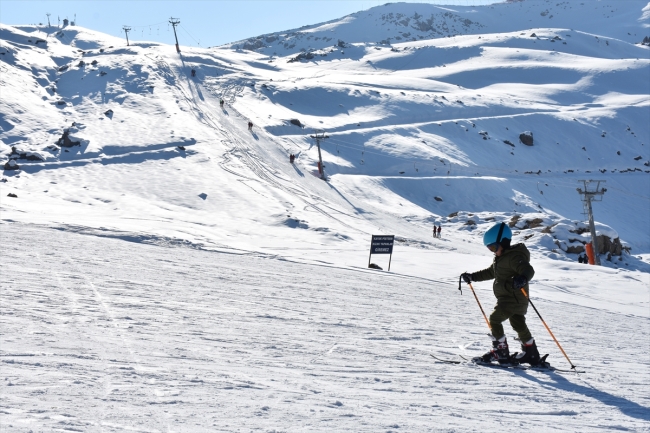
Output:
[461, 222, 541, 365]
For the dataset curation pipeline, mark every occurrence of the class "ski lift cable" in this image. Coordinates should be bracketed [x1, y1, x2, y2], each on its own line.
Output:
[327, 136, 448, 166]
[540, 179, 650, 200]
[126, 20, 167, 29]
[326, 138, 467, 175]
[321, 136, 646, 192]
[337, 137, 641, 196]
[179, 24, 201, 45]
[326, 139, 469, 174]
[602, 186, 650, 201]
[328, 135, 630, 185]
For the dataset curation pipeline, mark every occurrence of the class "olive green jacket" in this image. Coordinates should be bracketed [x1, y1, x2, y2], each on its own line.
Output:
[471, 243, 535, 314]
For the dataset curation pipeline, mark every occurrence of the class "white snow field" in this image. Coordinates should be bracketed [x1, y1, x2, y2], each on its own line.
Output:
[1, 0, 649, 431]
[1, 224, 649, 432]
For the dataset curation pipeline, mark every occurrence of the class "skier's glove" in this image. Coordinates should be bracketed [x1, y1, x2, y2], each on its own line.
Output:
[513, 275, 528, 290]
[461, 273, 472, 284]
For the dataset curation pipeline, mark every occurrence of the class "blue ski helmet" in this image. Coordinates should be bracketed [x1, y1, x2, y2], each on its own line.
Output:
[483, 222, 512, 247]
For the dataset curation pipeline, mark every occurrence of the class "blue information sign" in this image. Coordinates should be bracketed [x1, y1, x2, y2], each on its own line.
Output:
[368, 235, 395, 271]
[370, 235, 395, 254]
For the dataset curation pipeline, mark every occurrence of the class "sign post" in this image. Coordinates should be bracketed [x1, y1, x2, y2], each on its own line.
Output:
[368, 235, 395, 271]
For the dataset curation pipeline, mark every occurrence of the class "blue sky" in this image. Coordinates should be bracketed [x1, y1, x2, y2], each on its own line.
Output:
[1, 1, 500, 47]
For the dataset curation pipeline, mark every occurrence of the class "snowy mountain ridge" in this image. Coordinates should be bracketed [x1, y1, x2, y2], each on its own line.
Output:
[1, 1, 649, 263]
[225, 1, 649, 55]
[1, 1, 650, 431]
[3, 1, 649, 261]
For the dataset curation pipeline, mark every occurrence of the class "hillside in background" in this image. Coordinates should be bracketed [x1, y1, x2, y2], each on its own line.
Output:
[1, 1, 650, 430]
[226, 1, 648, 54]
[1, 0, 648, 264]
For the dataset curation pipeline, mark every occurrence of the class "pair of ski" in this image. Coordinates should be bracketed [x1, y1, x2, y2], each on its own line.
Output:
[431, 354, 583, 373]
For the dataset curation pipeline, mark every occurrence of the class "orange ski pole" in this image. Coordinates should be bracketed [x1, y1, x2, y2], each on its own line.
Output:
[469, 282, 491, 331]
[459, 275, 491, 331]
[520, 288, 577, 371]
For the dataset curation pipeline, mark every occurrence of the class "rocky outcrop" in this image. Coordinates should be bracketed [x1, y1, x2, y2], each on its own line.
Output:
[596, 235, 624, 256]
[242, 38, 265, 51]
[519, 131, 534, 146]
[288, 51, 315, 62]
[57, 129, 81, 147]
[9, 147, 44, 161]
[565, 244, 585, 254]
[3, 160, 20, 171]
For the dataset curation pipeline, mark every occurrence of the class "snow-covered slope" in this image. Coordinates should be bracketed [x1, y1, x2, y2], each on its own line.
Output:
[1, 1, 649, 430]
[2, 224, 648, 431]
[2, 1, 648, 260]
[226, 1, 649, 55]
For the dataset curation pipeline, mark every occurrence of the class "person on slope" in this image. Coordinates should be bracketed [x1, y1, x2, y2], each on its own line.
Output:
[460, 222, 541, 365]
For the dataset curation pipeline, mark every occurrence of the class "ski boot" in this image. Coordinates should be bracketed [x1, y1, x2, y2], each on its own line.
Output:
[478, 335, 510, 364]
[513, 338, 541, 365]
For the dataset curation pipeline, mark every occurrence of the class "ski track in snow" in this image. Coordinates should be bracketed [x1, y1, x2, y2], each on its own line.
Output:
[153, 51, 367, 238]
[1, 224, 648, 432]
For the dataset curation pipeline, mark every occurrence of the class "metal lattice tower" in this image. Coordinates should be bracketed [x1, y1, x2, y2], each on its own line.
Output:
[122, 26, 132, 46]
[169, 18, 181, 53]
[576, 180, 607, 265]
[310, 132, 329, 180]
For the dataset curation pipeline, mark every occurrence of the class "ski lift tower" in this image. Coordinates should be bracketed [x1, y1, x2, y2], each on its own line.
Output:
[169, 17, 181, 53]
[310, 131, 329, 180]
[576, 180, 606, 265]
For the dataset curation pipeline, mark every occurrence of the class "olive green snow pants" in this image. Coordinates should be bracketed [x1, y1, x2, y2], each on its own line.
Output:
[489, 304, 532, 343]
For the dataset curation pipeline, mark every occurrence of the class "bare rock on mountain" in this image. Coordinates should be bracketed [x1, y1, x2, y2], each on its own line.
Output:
[596, 235, 624, 256]
[57, 129, 81, 148]
[3, 160, 20, 171]
[519, 131, 534, 146]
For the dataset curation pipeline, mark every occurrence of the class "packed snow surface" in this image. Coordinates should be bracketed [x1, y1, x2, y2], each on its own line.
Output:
[2, 225, 649, 432]
[1, 0, 649, 431]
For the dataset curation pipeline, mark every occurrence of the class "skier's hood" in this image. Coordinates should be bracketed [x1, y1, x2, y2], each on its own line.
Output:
[504, 243, 530, 260]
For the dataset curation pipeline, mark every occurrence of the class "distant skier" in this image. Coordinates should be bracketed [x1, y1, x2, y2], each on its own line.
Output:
[433, 225, 437, 238]
[191, 68, 196, 77]
[289, 153, 295, 163]
[460, 222, 541, 365]
[220, 99, 224, 107]
[578, 255, 584, 264]
[248, 121, 253, 130]
[437, 225, 441, 238]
